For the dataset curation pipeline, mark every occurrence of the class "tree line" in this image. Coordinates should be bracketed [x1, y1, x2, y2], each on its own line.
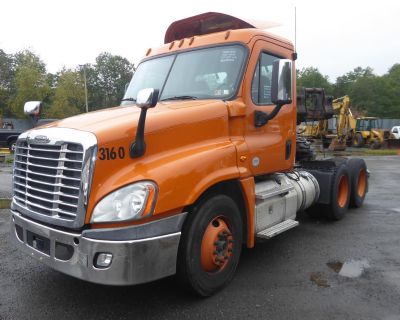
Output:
[297, 65, 400, 118]
[1, 48, 399, 119]
[0, 49, 134, 119]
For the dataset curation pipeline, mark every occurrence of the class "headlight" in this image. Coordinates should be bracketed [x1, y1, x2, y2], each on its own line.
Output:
[91, 181, 158, 223]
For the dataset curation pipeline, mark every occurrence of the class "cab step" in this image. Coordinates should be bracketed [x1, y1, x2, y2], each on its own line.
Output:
[256, 219, 299, 239]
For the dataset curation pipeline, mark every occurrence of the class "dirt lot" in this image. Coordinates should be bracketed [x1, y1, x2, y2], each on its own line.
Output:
[0, 156, 400, 320]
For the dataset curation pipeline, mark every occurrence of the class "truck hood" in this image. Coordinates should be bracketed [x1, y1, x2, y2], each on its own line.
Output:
[43, 100, 227, 145]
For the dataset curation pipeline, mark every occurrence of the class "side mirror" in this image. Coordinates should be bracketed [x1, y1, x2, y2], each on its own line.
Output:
[136, 88, 159, 109]
[271, 59, 292, 106]
[130, 88, 159, 158]
[24, 101, 42, 116]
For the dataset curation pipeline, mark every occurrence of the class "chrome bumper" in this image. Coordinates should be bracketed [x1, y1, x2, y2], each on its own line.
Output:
[11, 211, 185, 286]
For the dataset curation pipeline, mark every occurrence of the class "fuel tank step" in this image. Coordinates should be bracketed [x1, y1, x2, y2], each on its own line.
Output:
[256, 219, 299, 239]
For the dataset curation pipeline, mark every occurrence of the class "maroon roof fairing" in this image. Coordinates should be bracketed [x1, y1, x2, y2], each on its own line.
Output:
[164, 12, 256, 44]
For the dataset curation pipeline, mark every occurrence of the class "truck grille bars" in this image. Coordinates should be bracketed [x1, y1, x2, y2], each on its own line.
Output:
[14, 141, 83, 221]
[11, 128, 97, 229]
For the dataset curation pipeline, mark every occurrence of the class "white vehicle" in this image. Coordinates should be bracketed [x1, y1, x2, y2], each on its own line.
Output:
[391, 126, 400, 139]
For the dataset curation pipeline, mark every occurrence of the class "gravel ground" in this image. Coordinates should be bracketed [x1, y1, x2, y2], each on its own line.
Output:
[0, 156, 400, 320]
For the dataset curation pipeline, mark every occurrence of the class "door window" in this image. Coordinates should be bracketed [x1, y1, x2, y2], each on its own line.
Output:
[251, 52, 280, 105]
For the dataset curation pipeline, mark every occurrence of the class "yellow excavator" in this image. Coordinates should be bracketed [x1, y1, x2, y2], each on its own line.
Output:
[297, 87, 333, 141]
[299, 92, 391, 150]
[297, 89, 352, 150]
[327, 96, 356, 150]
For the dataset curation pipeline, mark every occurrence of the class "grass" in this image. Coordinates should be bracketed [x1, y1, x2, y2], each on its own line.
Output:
[0, 198, 11, 209]
[6, 157, 13, 164]
[364, 149, 399, 156]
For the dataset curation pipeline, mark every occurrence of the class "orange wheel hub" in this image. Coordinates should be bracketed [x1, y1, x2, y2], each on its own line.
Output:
[337, 175, 349, 208]
[201, 216, 234, 273]
[357, 169, 367, 197]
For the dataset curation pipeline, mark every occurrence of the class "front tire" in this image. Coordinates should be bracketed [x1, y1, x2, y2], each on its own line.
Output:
[177, 195, 243, 296]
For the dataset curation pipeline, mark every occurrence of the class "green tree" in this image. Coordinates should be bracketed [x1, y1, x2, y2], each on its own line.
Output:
[333, 66, 375, 98]
[46, 69, 85, 118]
[297, 67, 333, 94]
[0, 49, 15, 117]
[10, 50, 50, 118]
[89, 52, 134, 109]
[381, 64, 400, 117]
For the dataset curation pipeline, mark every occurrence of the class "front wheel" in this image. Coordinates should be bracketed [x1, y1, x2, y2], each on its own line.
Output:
[177, 195, 243, 296]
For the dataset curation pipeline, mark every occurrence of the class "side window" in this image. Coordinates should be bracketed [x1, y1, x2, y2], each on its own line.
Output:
[251, 52, 280, 105]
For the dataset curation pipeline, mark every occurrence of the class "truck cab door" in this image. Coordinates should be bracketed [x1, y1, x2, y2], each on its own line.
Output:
[241, 40, 296, 176]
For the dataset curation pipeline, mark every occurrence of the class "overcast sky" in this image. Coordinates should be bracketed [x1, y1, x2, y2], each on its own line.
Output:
[1, 0, 399, 82]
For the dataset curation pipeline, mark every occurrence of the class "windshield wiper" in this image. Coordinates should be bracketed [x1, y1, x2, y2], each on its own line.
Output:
[121, 97, 136, 102]
[160, 95, 198, 101]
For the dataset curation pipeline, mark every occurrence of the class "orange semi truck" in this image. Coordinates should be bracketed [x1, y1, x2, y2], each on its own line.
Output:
[11, 12, 368, 296]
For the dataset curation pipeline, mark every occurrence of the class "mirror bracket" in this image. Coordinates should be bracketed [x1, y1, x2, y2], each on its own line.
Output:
[130, 88, 159, 158]
[254, 106, 284, 127]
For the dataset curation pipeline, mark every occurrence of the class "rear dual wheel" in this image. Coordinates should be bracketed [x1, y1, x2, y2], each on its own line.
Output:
[307, 159, 368, 220]
[307, 163, 351, 220]
[177, 195, 242, 297]
[347, 158, 368, 208]
[324, 164, 351, 220]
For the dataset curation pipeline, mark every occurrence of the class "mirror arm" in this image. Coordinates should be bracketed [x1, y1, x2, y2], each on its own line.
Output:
[130, 108, 148, 158]
[254, 104, 284, 127]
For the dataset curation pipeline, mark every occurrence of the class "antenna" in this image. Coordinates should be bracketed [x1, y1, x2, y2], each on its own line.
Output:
[294, 6, 297, 53]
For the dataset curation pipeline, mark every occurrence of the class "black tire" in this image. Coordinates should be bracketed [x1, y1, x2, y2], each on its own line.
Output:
[347, 158, 368, 208]
[177, 194, 243, 297]
[353, 134, 364, 148]
[325, 164, 351, 220]
[8, 139, 17, 153]
[308, 164, 351, 221]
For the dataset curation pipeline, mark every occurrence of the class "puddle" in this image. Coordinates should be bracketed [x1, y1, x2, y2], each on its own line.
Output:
[327, 261, 343, 273]
[327, 259, 370, 278]
[310, 272, 330, 288]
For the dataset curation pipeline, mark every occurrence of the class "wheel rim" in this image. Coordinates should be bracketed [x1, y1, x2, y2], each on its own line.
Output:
[337, 175, 349, 208]
[357, 169, 367, 197]
[201, 216, 234, 273]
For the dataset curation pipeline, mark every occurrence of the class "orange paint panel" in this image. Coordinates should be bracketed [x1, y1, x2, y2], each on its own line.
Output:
[239, 177, 255, 248]
[41, 26, 296, 236]
[67, 101, 242, 224]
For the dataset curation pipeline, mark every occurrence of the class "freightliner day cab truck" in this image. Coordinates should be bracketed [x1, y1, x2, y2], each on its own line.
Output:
[11, 12, 369, 296]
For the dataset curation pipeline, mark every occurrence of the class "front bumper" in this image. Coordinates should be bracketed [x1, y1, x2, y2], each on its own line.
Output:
[11, 211, 186, 285]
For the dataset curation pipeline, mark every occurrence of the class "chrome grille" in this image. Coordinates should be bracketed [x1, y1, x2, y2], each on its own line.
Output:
[11, 127, 97, 229]
[13, 141, 84, 221]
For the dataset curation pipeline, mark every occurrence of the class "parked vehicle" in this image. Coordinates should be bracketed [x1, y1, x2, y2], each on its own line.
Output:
[10, 12, 369, 296]
[390, 126, 400, 139]
[0, 121, 23, 152]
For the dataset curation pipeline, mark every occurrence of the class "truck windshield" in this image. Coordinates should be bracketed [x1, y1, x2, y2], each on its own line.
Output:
[122, 45, 246, 105]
